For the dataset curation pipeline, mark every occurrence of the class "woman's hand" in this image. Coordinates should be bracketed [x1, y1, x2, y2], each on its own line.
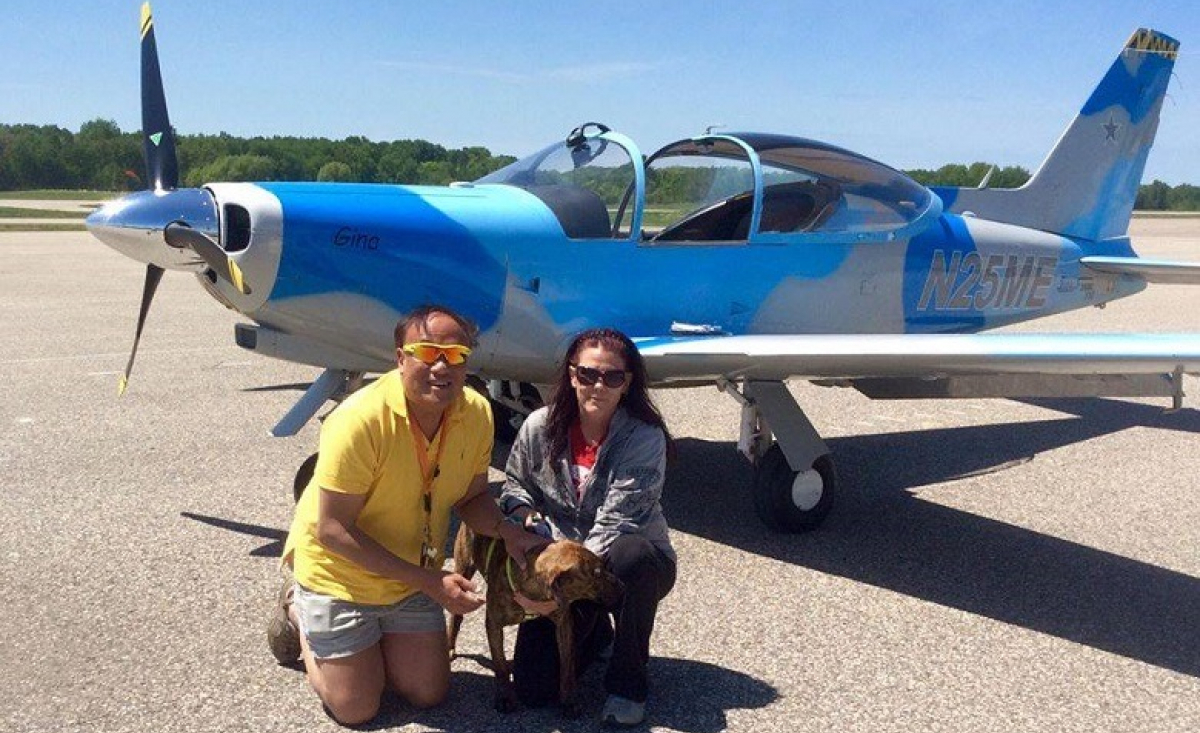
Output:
[513, 591, 558, 617]
[523, 511, 554, 539]
[498, 519, 550, 569]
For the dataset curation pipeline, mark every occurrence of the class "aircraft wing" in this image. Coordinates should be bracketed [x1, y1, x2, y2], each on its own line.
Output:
[636, 333, 1200, 383]
[1080, 256, 1200, 284]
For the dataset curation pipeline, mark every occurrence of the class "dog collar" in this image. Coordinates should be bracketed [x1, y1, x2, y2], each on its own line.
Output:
[484, 537, 543, 621]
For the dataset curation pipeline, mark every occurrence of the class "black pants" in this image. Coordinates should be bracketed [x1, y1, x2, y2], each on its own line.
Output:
[512, 534, 676, 705]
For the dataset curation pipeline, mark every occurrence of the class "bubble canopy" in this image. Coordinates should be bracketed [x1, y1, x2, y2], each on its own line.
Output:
[478, 127, 939, 243]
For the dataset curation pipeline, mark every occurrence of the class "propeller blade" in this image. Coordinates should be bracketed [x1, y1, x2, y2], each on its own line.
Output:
[164, 222, 251, 295]
[140, 2, 178, 191]
[119, 264, 165, 396]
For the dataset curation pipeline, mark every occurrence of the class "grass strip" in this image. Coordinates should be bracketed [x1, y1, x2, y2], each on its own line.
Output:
[0, 206, 89, 219]
[0, 189, 118, 200]
[0, 223, 87, 232]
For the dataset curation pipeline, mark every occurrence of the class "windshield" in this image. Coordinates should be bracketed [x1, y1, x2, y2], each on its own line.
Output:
[477, 129, 637, 239]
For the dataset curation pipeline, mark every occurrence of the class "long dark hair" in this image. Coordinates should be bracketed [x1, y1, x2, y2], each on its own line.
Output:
[545, 327, 672, 461]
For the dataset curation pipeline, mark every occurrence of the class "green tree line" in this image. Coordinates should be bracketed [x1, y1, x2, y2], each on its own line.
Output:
[1, 120, 1196, 210]
[907, 161, 1200, 211]
[0, 119, 515, 191]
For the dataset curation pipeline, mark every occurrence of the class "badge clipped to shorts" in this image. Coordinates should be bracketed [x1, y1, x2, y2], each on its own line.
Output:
[420, 541, 439, 568]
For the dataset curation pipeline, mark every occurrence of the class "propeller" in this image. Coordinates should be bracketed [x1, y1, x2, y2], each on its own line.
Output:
[118, 264, 165, 396]
[122, 3, 214, 394]
[116, 4, 249, 395]
[140, 1, 177, 191]
[164, 222, 251, 295]
[117, 3, 176, 395]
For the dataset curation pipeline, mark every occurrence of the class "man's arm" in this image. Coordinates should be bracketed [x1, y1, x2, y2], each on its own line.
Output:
[315, 488, 483, 615]
[454, 473, 548, 568]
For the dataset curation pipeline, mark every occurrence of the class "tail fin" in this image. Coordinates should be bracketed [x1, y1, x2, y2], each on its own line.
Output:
[935, 28, 1179, 241]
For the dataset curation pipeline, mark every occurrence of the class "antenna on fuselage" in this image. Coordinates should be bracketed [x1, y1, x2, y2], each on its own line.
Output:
[977, 165, 996, 189]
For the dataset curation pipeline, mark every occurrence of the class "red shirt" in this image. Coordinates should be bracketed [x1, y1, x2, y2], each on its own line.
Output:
[569, 420, 604, 501]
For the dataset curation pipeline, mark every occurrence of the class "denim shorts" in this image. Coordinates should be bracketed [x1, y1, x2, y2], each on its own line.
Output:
[292, 583, 446, 660]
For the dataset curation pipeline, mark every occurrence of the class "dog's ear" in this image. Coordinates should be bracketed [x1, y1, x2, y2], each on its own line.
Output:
[548, 568, 578, 610]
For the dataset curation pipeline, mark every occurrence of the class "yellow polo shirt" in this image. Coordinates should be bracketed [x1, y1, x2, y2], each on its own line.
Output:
[283, 370, 493, 605]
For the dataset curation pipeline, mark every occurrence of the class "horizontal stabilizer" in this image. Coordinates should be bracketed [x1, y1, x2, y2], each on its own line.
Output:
[1080, 256, 1200, 284]
[636, 333, 1200, 383]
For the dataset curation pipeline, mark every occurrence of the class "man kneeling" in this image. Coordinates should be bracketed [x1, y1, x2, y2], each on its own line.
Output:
[267, 305, 543, 725]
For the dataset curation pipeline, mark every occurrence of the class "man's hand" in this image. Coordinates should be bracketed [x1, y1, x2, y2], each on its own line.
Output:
[498, 520, 550, 570]
[424, 570, 485, 615]
[513, 591, 558, 617]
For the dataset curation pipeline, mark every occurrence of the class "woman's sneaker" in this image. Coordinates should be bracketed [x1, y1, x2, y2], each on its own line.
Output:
[266, 577, 301, 665]
[601, 695, 645, 727]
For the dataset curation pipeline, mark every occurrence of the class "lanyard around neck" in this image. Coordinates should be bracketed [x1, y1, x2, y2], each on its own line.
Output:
[408, 412, 450, 567]
[409, 414, 448, 489]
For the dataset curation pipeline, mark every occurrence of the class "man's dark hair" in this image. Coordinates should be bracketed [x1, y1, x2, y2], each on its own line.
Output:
[393, 304, 480, 348]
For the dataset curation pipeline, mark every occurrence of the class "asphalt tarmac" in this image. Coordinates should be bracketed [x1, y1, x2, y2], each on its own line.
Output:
[3, 221, 1199, 732]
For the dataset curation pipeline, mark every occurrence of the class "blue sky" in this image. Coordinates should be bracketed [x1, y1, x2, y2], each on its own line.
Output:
[5, 1, 1199, 184]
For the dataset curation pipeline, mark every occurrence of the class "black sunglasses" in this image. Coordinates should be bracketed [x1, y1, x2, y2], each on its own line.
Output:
[570, 364, 628, 388]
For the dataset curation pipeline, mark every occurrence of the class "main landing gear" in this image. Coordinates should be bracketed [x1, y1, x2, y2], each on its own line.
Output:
[721, 380, 837, 532]
[477, 378, 545, 444]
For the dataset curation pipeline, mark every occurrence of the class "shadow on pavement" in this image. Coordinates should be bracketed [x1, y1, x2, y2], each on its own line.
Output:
[370, 658, 776, 732]
[662, 398, 1200, 677]
[181, 511, 286, 557]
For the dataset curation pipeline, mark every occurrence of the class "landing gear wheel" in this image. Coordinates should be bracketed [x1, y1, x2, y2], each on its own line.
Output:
[752, 443, 835, 532]
[471, 378, 542, 444]
[293, 452, 318, 503]
[491, 400, 520, 444]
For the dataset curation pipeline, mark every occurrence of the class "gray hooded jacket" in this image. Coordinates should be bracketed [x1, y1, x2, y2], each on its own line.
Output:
[500, 405, 675, 563]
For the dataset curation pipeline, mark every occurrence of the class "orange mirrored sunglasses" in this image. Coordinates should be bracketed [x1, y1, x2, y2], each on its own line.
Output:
[401, 342, 472, 366]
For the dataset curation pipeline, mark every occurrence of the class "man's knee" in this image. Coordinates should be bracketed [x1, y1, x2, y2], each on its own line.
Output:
[308, 660, 386, 727]
[321, 689, 381, 727]
[396, 676, 448, 710]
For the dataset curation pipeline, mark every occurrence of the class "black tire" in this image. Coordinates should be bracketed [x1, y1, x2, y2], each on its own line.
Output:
[293, 452, 318, 503]
[491, 400, 520, 444]
[469, 377, 542, 445]
[751, 443, 836, 532]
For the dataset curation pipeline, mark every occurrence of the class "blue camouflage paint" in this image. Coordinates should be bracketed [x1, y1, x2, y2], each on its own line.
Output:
[903, 215, 985, 332]
[1081, 38, 1176, 123]
[260, 182, 508, 332]
[503, 224, 858, 338]
[1062, 143, 1154, 245]
[930, 186, 958, 209]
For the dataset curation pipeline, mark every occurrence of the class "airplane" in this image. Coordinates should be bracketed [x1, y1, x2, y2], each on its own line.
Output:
[88, 4, 1200, 533]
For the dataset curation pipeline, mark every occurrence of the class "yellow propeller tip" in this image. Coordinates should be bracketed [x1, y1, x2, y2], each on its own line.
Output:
[118, 376, 129, 397]
[229, 261, 250, 295]
[140, 3, 153, 37]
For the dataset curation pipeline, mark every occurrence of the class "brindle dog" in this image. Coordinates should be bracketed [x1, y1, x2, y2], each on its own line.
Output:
[447, 523, 623, 717]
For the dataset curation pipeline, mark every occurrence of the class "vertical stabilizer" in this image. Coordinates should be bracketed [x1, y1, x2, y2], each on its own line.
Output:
[936, 29, 1179, 241]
